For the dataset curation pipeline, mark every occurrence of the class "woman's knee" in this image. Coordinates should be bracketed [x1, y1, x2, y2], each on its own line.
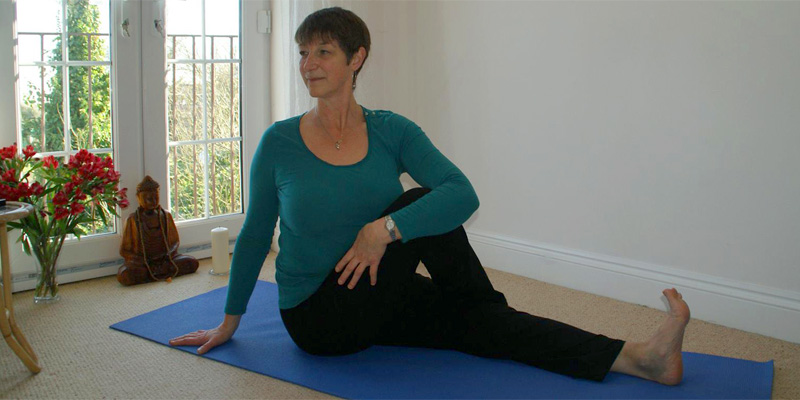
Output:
[280, 305, 374, 357]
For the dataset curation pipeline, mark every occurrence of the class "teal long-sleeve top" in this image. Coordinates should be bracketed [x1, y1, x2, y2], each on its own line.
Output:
[224, 107, 479, 313]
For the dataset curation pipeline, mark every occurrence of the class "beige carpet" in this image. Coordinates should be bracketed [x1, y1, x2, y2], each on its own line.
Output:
[2, 253, 798, 399]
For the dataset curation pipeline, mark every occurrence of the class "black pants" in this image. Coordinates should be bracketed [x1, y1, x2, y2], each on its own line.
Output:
[280, 188, 625, 381]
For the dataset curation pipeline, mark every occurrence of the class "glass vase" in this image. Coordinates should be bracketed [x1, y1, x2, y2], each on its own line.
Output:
[31, 235, 65, 304]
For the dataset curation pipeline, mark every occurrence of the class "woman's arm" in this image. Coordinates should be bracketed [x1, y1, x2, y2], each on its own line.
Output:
[169, 128, 279, 354]
[335, 115, 475, 289]
[390, 118, 479, 242]
[224, 129, 280, 315]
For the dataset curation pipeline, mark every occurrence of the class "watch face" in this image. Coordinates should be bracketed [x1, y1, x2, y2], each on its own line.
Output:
[386, 218, 395, 230]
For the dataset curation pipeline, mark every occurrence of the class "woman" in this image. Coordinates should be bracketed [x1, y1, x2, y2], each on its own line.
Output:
[170, 7, 690, 385]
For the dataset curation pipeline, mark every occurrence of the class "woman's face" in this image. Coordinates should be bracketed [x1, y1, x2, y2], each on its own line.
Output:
[299, 39, 360, 99]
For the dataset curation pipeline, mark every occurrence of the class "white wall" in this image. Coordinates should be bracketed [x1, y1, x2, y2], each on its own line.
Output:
[0, 1, 17, 148]
[382, 1, 800, 343]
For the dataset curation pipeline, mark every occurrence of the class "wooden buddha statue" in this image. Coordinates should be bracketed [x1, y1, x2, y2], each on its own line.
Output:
[117, 176, 198, 285]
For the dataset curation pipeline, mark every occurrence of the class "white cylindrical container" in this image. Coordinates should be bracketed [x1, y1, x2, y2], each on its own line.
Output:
[210, 227, 230, 275]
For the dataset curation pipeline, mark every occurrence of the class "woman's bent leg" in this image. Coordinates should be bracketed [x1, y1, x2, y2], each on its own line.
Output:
[278, 188, 433, 356]
[379, 187, 506, 306]
[279, 272, 377, 356]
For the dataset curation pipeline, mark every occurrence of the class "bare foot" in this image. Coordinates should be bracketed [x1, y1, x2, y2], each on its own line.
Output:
[612, 288, 691, 385]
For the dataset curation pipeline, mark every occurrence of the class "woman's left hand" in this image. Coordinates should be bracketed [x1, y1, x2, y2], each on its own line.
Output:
[335, 220, 389, 289]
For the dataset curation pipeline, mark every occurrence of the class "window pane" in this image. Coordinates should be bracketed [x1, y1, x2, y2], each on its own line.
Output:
[205, 36, 238, 61]
[67, 33, 110, 62]
[209, 141, 241, 217]
[166, 0, 202, 36]
[69, 66, 113, 150]
[206, 62, 239, 139]
[168, 35, 201, 61]
[169, 144, 206, 221]
[18, 34, 61, 66]
[17, 34, 40, 66]
[16, 0, 62, 34]
[19, 65, 64, 153]
[66, 0, 110, 61]
[167, 63, 203, 142]
[17, 35, 42, 66]
[205, 0, 238, 59]
[165, 0, 242, 221]
[205, 0, 238, 36]
[210, 35, 238, 60]
[209, 35, 239, 60]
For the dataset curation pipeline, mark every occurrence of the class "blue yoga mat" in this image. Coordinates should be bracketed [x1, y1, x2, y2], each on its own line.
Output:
[111, 281, 773, 399]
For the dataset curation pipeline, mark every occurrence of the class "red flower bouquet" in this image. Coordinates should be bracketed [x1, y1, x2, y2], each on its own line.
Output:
[0, 143, 128, 302]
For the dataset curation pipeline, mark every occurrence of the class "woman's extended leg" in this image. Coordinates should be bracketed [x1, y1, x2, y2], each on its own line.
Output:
[374, 187, 690, 384]
[373, 188, 625, 381]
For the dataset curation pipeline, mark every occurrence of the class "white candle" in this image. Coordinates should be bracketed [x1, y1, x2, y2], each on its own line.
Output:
[210, 227, 230, 275]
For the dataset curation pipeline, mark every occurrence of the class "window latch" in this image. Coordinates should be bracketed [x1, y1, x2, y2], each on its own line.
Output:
[121, 18, 131, 38]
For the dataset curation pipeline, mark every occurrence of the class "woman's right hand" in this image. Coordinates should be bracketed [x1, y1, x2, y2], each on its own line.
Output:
[168, 314, 241, 355]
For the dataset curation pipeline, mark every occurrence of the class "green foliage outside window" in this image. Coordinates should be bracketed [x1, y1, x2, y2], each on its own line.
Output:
[20, 0, 111, 154]
[17, 0, 242, 224]
[167, 61, 242, 221]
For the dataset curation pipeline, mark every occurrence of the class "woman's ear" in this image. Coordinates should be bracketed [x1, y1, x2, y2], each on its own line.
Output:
[352, 47, 367, 69]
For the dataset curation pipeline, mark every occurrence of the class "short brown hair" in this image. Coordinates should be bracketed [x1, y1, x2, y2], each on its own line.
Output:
[295, 7, 371, 83]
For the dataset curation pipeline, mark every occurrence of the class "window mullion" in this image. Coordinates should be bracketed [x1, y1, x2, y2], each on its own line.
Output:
[168, 136, 241, 147]
[24, 60, 111, 68]
[61, 0, 71, 155]
[201, 0, 210, 220]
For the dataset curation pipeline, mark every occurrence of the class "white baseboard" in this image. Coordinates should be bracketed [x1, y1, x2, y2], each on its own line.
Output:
[9, 239, 235, 292]
[466, 229, 800, 344]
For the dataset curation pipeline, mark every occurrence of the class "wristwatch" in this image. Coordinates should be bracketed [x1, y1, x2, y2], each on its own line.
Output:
[384, 215, 397, 242]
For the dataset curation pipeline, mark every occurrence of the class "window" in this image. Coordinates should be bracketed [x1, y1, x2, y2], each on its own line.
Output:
[165, 0, 242, 221]
[2, 0, 270, 290]
[17, 0, 115, 234]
